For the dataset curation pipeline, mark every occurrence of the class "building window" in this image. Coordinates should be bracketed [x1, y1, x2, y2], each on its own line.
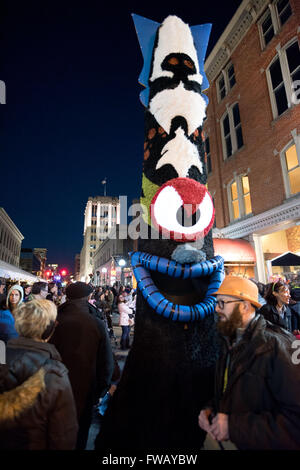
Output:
[259, 1, 292, 49]
[228, 174, 252, 222]
[222, 114, 232, 158]
[267, 39, 300, 118]
[276, 0, 292, 28]
[281, 142, 300, 197]
[204, 136, 212, 174]
[232, 103, 244, 149]
[218, 75, 226, 101]
[92, 204, 97, 217]
[227, 64, 236, 89]
[217, 62, 236, 102]
[261, 11, 274, 47]
[221, 103, 244, 159]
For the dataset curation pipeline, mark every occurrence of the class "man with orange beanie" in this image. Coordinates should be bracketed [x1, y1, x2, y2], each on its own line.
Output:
[198, 275, 300, 450]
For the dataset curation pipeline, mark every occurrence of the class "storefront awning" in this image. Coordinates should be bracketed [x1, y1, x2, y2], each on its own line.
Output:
[213, 238, 256, 263]
[0, 259, 41, 282]
[271, 251, 300, 266]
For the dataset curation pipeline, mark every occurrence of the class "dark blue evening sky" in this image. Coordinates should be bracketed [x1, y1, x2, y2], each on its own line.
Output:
[0, 0, 242, 272]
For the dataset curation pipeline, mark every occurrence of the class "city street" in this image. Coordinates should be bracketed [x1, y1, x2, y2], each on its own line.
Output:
[86, 311, 132, 450]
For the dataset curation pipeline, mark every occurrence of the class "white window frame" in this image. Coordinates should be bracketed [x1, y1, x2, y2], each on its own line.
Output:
[258, 0, 292, 50]
[216, 62, 236, 102]
[227, 173, 253, 222]
[274, 0, 293, 29]
[280, 131, 300, 198]
[220, 102, 244, 159]
[204, 133, 212, 174]
[266, 38, 300, 119]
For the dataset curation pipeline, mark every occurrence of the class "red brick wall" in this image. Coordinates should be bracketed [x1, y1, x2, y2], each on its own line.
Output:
[205, 0, 300, 229]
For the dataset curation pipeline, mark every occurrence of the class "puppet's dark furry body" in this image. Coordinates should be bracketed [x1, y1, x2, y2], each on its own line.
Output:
[95, 14, 223, 451]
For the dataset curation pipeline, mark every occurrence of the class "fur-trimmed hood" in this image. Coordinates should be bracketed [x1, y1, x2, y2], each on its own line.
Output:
[0, 337, 78, 450]
[6, 284, 24, 309]
[0, 367, 45, 425]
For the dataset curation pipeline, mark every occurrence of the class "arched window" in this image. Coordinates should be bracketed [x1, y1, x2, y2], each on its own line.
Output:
[266, 38, 300, 119]
[220, 103, 244, 159]
[280, 136, 300, 197]
[227, 174, 252, 222]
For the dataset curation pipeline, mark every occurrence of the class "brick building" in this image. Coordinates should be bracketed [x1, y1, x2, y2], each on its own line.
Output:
[204, 0, 300, 282]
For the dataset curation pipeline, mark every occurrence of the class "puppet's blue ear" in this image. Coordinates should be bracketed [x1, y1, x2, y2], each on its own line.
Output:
[131, 13, 160, 106]
[190, 23, 212, 92]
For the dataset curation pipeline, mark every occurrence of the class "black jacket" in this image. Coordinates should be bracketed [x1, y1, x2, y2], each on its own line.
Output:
[49, 298, 114, 420]
[213, 315, 300, 450]
[0, 337, 78, 450]
[259, 303, 298, 332]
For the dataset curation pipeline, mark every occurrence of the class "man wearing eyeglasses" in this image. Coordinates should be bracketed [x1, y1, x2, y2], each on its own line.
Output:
[198, 275, 300, 450]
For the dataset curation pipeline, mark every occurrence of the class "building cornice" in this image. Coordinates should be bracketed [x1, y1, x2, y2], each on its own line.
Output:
[0, 208, 24, 241]
[217, 196, 300, 239]
[204, 0, 268, 82]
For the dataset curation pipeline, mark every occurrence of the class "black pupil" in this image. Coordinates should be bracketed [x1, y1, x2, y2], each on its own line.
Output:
[176, 205, 200, 227]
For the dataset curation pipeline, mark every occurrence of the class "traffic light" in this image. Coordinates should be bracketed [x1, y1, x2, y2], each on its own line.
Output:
[60, 268, 68, 277]
[45, 270, 52, 278]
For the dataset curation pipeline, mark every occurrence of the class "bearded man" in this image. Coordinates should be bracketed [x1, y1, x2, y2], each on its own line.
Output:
[198, 276, 300, 450]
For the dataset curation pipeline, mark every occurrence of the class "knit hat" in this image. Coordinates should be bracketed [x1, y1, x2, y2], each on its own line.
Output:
[6, 284, 24, 308]
[66, 282, 93, 300]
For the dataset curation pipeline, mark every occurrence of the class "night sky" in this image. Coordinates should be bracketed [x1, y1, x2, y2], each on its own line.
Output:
[0, 0, 242, 273]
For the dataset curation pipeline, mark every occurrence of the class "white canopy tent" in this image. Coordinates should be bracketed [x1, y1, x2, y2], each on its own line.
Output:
[0, 260, 42, 283]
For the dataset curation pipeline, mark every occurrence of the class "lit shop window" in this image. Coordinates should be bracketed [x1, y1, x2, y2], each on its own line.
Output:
[216, 62, 236, 102]
[230, 181, 239, 220]
[221, 103, 244, 159]
[267, 39, 300, 118]
[259, 1, 292, 49]
[228, 175, 252, 222]
[281, 143, 300, 196]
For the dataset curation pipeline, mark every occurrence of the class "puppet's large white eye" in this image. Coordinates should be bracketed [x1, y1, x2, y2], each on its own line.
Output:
[150, 178, 215, 242]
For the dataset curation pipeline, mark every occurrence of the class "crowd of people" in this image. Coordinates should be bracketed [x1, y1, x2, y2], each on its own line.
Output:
[0, 279, 135, 450]
[1, 275, 300, 450]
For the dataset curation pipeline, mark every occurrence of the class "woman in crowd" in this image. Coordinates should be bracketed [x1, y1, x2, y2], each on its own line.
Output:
[0, 299, 78, 449]
[118, 294, 133, 350]
[23, 285, 32, 302]
[259, 279, 300, 333]
[46, 282, 59, 305]
[6, 284, 24, 315]
[0, 284, 24, 343]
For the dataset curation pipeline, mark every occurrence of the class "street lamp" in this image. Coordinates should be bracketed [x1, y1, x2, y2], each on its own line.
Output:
[118, 258, 126, 285]
[102, 267, 107, 286]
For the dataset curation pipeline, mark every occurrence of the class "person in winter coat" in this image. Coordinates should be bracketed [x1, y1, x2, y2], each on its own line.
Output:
[198, 276, 300, 450]
[259, 280, 298, 333]
[49, 281, 114, 450]
[0, 284, 23, 343]
[0, 299, 78, 450]
[6, 284, 24, 315]
[22, 284, 32, 302]
[288, 287, 300, 337]
[118, 294, 133, 350]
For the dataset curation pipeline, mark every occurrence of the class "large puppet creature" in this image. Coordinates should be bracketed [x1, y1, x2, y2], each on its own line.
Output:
[96, 14, 224, 450]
